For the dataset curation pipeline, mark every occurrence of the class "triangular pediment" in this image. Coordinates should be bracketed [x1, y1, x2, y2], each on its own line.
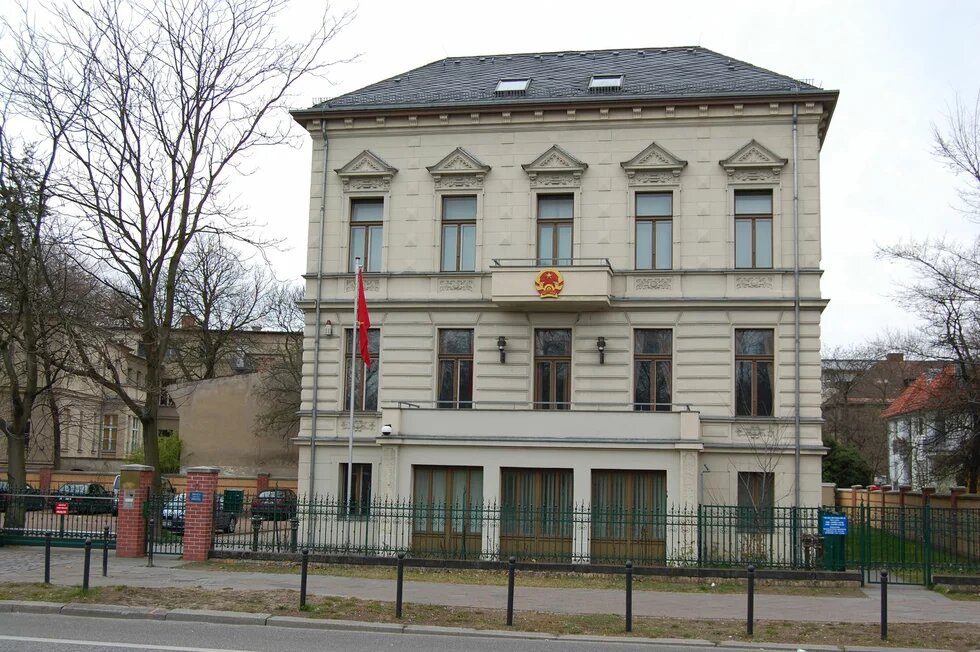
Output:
[719, 140, 787, 175]
[426, 148, 490, 189]
[427, 148, 490, 176]
[621, 142, 687, 184]
[522, 145, 588, 188]
[335, 150, 397, 191]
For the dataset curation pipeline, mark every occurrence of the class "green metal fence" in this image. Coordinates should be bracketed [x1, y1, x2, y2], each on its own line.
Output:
[0, 492, 115, 548]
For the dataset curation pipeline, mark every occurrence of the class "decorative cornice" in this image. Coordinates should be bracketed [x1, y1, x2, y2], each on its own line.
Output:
[621, 142, 687, 186]
[426, 147, 491, 190]
[336, 150, 398, 192]
[719, 140, 787, 182]
[522, 145, 588, 188]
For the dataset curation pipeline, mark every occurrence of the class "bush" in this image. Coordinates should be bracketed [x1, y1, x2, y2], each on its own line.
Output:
[822, 436, 872, 488]
[126, 432, 182, 474]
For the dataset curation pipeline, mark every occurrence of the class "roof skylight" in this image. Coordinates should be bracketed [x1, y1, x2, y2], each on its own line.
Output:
[589, 75, 624, 92]
[495, 78, 530, 94]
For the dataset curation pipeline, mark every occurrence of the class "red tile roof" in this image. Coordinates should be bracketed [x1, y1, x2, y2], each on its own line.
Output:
[881, 366, 960, 419]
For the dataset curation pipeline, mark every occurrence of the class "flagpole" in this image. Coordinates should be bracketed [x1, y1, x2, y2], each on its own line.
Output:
[347, 259, 360, 520]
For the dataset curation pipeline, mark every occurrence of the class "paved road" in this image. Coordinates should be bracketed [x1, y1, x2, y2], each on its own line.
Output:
[2, 546, 977, 626]
[0, 612, 719, 652]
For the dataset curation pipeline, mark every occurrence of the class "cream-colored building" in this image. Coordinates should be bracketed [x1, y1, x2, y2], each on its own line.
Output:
[292, 47, 838, 561]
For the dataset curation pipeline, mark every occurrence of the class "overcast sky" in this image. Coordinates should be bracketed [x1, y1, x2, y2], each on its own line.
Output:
[7, 1, 980, 353]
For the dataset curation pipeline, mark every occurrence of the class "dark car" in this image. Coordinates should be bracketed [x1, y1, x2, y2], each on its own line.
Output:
[250, 489, 297, 521]
[51, 482, 114, 514]
[0, 481, 46, 512]
[160, 493, 237, 534]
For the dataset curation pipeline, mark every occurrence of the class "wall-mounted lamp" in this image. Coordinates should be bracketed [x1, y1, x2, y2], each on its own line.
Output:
[381, 423, 392, 436]
[596, 336, 606, 365]
[324, 319, 334, 337]
[497, 336, 507, 363]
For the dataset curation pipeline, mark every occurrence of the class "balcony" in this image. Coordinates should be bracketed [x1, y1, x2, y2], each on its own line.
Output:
[380, 401, 701, 447]
[490, 258, 613, 310]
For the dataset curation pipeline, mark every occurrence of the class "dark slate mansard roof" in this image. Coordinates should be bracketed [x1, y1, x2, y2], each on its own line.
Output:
[295, 46, 836, 116]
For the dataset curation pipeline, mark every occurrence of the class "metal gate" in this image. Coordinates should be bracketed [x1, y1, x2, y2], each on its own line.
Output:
[144, 492, 183, 556]
[845, 504, 980, 585]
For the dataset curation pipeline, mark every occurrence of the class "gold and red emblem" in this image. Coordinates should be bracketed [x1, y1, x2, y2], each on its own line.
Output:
[534, 269, 564, 298]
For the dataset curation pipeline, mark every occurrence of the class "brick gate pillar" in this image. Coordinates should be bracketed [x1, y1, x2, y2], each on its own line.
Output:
[256, 473, 270, 493]
[182, 467, 220, 561]
[116, 464, 154, 558]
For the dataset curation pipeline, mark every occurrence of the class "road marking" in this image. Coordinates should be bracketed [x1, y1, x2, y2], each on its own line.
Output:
[0, 635, 258, 651]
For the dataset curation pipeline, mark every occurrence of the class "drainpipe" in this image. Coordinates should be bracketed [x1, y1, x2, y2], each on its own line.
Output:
[308, 121, 329, 499]
[792, 97, 801, 508]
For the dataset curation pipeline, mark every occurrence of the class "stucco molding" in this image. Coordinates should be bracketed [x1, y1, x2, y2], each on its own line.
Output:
[345, 278, 380, 292]
[438, 278, 474, 292]
[719, 139, 787, 182]
[621, 142, 687, 186]
[336, 150, 398, 192]
[635, 276, 673, 291]
[735, 275, 774, 289]
[426, 147, 491, 189]
[522, 145, 588, 188]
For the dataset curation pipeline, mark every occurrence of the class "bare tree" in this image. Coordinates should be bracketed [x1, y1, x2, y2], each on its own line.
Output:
[253, 283, 303, 438]
[171, 234, 277, 380]
[2, 0, 352, 486]
[933, 92, 980, 219]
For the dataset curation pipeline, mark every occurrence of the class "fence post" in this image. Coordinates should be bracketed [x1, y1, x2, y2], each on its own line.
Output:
[290, 517, 299, 553]
[506, 556, 516, 626]
[102, 526, 110, 577]
[146, 518, 155, 568]
[746, 564, 755, 636]
[696, 504, 703, 567]
[922, 504, 932, 586]
[44, 532, 52, 584]
[251, 515, 262, 552]
[299, 549, 309, 608]
[82, 538, 92, 590]
[880, 569, 888, 640]
[396, 552, 405, 618]
[625, 560, 633, 633]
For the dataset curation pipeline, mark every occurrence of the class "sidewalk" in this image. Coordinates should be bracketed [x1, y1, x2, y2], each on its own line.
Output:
[1, 546, 978, 626]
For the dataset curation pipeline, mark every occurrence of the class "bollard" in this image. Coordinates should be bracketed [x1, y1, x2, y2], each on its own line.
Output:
[290, 517, 300, 553]
[251, 515, 262, 552]
[83, 538, 92, 590]
[44, 532, 52, 584]
[625, 560, 633, 632]
[396, 552, 406, 618]
[299, 549, 309, 608]
[506, 556, 516, 627]
[102, 526, 110, 577]
[880, 569, 888, 641]
[746, 564, 755, 637]
[147, 518, 155, 568]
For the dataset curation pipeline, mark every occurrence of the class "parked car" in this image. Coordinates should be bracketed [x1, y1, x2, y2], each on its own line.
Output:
[160, 493, 237, 534]
[250, 489, 297, 521]
[0, 481, 46, 512]
[51, 482, 114, 514]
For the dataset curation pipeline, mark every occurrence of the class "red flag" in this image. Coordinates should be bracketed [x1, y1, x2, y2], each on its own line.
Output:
[356, 269, 372, 368]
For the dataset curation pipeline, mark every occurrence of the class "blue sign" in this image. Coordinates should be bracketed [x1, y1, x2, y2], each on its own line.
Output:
[188, 491, 205, 504]
[821, 514, 848, 536]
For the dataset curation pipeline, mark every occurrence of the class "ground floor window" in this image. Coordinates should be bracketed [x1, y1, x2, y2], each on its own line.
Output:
[340, 463, 372, 516]
[500, 467, 573, 561]
[737, 471, 774, 532]
[412, 466, 483, 559]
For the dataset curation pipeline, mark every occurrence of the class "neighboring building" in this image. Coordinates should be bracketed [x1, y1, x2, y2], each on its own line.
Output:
[822, 352, 941, 482]
[883, 366, 969, 490]
[291, 47, 838, 561]
[1, 326, 297, 474]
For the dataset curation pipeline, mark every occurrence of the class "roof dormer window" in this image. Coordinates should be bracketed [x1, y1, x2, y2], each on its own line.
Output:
[589, 75, 623, 92]
[495, 78, 530, 95]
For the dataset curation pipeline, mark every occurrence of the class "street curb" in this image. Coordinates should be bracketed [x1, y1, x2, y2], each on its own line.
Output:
[266, 616, 405, 633]
[404, 624, 553, 640]
[60, 604, 166, 620]
[166, 608, 271, 625]
[562, 635, 719, 647]
[843, 648, 955, 652]
[3, 600, 63, 614]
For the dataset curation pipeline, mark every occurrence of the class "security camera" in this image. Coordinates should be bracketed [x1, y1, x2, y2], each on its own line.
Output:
[381, 424, 392, 436]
